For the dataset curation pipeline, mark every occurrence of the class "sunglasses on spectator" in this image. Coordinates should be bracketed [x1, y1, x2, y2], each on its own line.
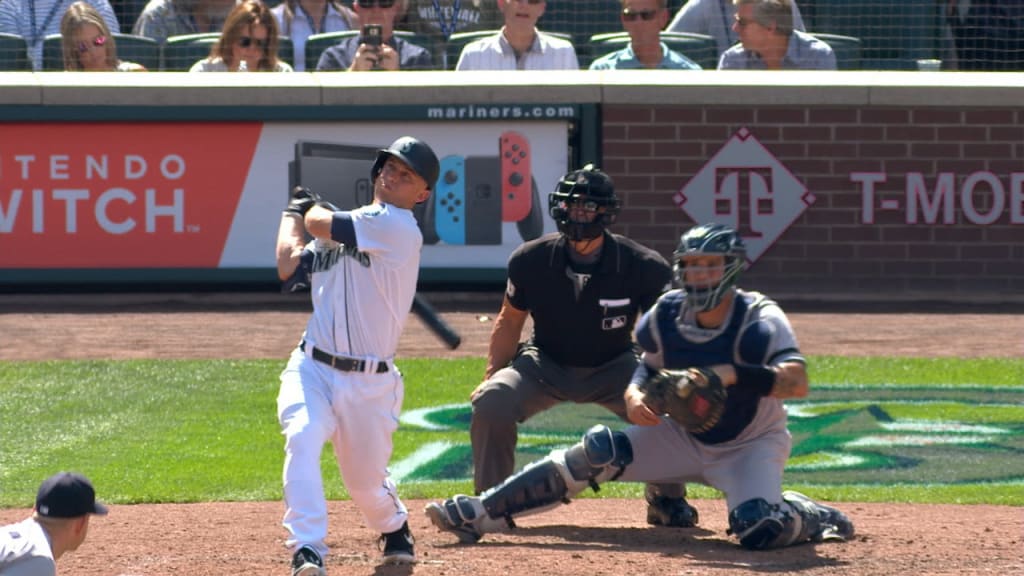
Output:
[358, 0, 396, 8]
[237, 36, 269, 49]
[621, 9, 659, 21]
[76, 35, 106, 53]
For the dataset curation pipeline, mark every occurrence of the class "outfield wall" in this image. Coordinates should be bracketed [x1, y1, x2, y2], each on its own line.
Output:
[0, 71, 1021, 302]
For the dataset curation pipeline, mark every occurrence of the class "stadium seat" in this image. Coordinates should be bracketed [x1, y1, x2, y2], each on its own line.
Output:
[445, 29, 579, 70]
[162, 32, 220, 71]
[304, 30, 435, 71]
[41, 34, 64, 71]
[586, 31, 718, 69]
[0, 33, 30, 71]
[808, 32, 862, 70]
[809, 1, 941, 70]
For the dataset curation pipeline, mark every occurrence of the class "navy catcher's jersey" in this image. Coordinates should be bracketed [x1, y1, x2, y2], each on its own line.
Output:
[506, 232, 672, 367]
[635, 288, 805, 444]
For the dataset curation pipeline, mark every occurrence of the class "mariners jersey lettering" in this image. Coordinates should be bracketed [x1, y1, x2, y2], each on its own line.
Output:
[302, 202, 422, 359]
[635, 289, 805, 444]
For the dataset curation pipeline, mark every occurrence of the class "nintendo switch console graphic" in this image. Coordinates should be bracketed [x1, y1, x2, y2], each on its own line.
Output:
[499, 131, 532, 222]
[290, 140, 438, 244]
[435, 156, 502, 245]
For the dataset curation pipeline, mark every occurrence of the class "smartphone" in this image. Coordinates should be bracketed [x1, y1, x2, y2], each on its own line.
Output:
[361, 24, 383, 48]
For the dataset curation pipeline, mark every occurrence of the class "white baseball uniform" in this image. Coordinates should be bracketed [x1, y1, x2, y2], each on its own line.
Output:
[277, 201, 422, 558]
[0, 518, 56, 576]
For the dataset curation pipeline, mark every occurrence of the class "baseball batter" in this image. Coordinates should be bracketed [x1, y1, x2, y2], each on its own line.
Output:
[275, 136, 440, 574]
[426, 223, 855, 550]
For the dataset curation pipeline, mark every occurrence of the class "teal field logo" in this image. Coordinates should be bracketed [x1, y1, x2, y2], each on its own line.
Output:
[393, 385, 1024, 486]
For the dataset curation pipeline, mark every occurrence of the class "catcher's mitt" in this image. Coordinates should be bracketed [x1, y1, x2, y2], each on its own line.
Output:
[640, 367, 727, 433]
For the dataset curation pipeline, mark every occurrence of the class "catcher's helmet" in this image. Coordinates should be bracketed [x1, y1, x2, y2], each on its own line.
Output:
[548, 164, 621, 241]
[371, 136, 441, 190]
[673, 223, 747, 311]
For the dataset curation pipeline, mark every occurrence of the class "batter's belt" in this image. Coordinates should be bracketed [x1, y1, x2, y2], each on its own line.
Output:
[300, 340, 390, 374]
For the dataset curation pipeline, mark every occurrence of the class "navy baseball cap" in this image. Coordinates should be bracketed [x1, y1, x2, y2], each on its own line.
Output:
[35, 472, 109, 518]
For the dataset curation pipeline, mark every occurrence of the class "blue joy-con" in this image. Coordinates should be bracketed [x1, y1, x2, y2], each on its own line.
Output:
[434, 155, 466, 245]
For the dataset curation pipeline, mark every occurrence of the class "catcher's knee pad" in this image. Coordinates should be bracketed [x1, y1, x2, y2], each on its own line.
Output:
[562, 424, 634, 489]
[481, 459, 569, 523]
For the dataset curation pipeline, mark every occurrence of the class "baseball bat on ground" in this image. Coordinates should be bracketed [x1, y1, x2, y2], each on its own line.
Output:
[412, 294, 462, 350]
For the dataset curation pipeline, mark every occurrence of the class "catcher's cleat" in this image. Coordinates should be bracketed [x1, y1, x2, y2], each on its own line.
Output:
[425, 497, 484, 544]
[291, 545, 326, 576]
[782, 491, 855, 541]
[379, 521, 416, 564]
[646, 496, 700, 528]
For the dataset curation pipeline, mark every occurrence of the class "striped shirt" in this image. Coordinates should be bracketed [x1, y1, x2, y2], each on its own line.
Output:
[271, 2, 354, 72]
[718, 30, 836, 70]
[589, 42, 702, 70]
[455, 28, 578, 70]
[0, 0, 119, 69]
[132, 0, 227, 44]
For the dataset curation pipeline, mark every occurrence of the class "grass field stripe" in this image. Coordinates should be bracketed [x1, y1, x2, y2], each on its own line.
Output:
[390, 441, 454, 482]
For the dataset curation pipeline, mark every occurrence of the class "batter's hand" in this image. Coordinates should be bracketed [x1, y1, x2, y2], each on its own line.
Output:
[285, 186, 318, 217]
[625, 383, 662, 426]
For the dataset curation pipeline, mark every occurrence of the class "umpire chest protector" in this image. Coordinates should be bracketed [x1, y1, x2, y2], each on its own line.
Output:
[507, 232, 670, 368]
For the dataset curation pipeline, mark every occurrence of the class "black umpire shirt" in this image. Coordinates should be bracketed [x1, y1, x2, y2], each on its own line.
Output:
[506, 231, 672, 367]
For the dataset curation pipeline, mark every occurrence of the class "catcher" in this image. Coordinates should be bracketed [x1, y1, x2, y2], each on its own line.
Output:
[425, 223, 854, 550]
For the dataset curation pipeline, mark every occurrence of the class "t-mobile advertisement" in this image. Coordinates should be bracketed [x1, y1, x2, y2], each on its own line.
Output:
[0, 121, 569, 269]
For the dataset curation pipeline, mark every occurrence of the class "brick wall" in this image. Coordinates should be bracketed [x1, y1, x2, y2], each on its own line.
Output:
[603, 104, 1024, 302]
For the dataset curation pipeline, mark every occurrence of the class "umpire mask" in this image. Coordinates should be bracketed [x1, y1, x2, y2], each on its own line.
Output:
[548, 164, 621, 241]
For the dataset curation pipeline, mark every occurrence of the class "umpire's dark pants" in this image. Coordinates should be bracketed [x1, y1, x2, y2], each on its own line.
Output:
[470, 345, 639, 494]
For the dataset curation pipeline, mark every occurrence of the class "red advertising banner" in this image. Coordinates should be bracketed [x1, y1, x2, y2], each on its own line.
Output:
[0, 123, 260, 268]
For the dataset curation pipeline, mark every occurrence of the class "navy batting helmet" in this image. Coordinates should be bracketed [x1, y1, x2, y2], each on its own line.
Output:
[371, 136, 440, 190]
[673, 223, 747, 311]
[548, 164, 621, 241]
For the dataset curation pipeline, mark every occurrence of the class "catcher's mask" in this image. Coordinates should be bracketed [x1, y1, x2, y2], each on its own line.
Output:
[548, 164, 621, 241]
[673, 223, 747, 311]
[371, 136, 441, 191]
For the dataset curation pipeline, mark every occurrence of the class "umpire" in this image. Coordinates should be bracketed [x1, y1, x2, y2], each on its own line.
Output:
[468, 164, 699, 527]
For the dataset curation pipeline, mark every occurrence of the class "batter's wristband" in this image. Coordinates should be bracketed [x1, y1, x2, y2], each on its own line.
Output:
[733, 364, 775, 396]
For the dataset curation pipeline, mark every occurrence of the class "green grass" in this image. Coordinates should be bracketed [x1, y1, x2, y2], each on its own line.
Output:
[1, 356, 1021, 508]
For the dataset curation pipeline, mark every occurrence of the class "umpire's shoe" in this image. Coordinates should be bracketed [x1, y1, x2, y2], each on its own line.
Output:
[291, 545, 326, 576]
[424, 495, 484, 543]
[379, 521, 416, 564]
[645, 484, 699, 528]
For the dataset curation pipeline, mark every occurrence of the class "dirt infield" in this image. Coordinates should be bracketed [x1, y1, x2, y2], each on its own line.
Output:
[0, 292, 1021, 575]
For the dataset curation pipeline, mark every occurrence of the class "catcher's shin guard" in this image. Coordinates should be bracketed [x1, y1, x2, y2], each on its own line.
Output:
[424, 494, 505, 543]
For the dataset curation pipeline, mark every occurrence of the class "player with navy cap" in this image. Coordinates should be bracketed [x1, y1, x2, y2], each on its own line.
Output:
[1, 472, 108, 575]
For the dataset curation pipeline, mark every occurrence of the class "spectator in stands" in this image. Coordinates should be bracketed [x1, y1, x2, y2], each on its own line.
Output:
[0, 0, 119, 70]
[316, 0, 433, 71]
[718, 0, 834, 69]
[190, 0, 293, 71]
[455, 0, 578, 70]
[947, 0, 1024, 71]
[590, 0, 702, 69]
[401, 0, 502, 66]
[271, 0, 358, 71]
[61, 1, 146, 70]
[133, 0, 236, 44]
[667, 0, 804, 56]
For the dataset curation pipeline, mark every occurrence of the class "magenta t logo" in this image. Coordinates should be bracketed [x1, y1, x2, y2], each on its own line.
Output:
[674, 128, 815, 263]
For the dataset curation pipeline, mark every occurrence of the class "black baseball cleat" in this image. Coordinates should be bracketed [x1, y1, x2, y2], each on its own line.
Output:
[782, 490, 855, 541]
[291, 545, 326, 576]
[646, 497, 700, 527]
[379, 521, 416, 564]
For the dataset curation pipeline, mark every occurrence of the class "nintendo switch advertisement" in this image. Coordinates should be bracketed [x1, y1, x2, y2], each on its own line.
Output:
[0, 121, 569, 269]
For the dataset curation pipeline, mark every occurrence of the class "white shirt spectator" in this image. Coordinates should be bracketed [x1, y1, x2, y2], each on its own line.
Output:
[0, 0, 119, 69]
[667, 0, 804, 56]
[456, 28, 578, 70]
